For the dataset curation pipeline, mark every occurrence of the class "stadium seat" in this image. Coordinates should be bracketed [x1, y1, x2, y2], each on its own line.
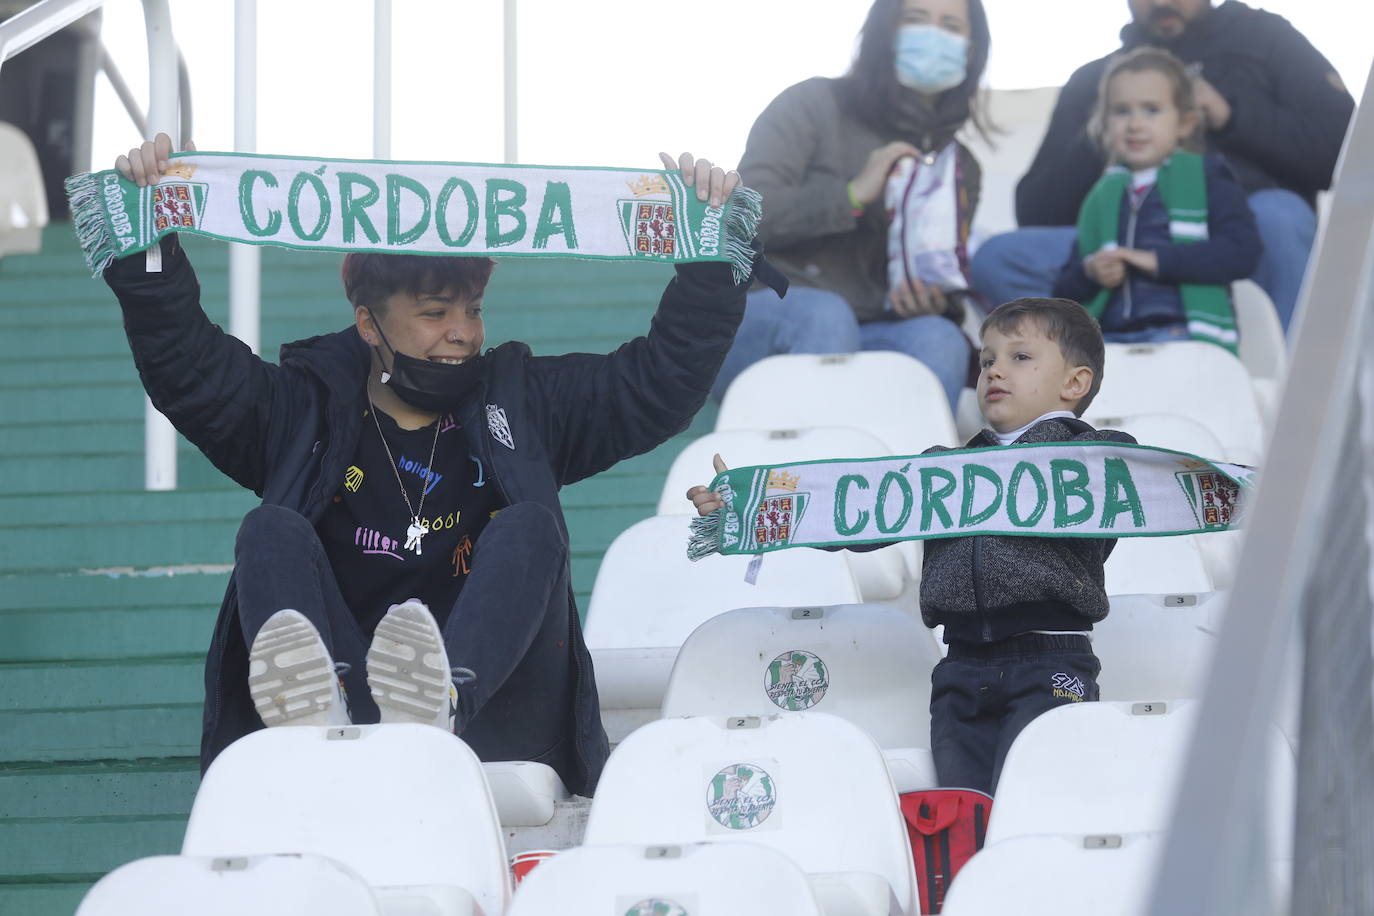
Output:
[1104, 534, 1215, 596]
[1232, 279, 1288, 390]
[584, 516, 861, 651]
[1085, 341, 1266, 463]
[181, 724, 509, 916]
[482, 761, 569, 827]
[1093, 593, 1226, 702]
[941, 832, 1165, 916]
[0, 122, 47, 257]
[953, 387, 984, 442]
[76, 853, 382, 916]
[655, 425, 918, 604]
[589, 645, 679, 743]
[507, 842, 825, 916]
[658, 604, 941, 790]
[583, 713, 917, 916]
[715, 352, 960, 454]
[985, 700, 1294, 876]
[1084, 412, 1226, 460]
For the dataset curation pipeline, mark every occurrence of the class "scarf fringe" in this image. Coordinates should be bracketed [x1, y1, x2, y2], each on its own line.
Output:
[724, 185, 764, 284]
[63, 172, 117, 277]
[687, 509, 724, 561]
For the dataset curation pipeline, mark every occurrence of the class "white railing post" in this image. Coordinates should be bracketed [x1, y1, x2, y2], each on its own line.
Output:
[230, 0, 260, 356]
[142, 0, 178, 490]
[373, 0, 391, 159]
[503, 0, 517, 164]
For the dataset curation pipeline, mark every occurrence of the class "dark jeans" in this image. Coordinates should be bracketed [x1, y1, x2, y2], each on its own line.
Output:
[929, 633, 1101, 795]
[233, 502, 574, 765]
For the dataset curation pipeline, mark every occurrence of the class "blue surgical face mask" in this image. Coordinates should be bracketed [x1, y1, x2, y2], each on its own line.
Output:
[894, 23, 969, 94]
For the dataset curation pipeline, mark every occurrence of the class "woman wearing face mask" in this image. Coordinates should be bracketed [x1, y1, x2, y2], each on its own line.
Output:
[714, 0, 993, 410]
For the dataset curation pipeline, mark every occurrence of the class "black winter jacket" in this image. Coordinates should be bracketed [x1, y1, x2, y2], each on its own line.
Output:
[919, 417, 1136, 644]
[1017, 0, 1354, 227]
[104, 236, 749, 795]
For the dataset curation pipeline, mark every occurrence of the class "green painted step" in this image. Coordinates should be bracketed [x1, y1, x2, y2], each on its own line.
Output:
[2, 706, 201, 762]
[0, 603, 218, 664]
[0, 883, 96, 916]
[0, 815, 189, 880]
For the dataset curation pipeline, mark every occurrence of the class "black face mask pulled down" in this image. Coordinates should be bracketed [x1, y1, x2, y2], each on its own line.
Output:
[368, 312, 486, 413]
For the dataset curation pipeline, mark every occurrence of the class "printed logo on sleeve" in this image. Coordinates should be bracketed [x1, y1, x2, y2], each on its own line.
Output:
[486, 404, 515, 450]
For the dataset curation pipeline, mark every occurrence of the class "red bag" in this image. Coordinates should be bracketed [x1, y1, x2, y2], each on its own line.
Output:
[900, 789, 993, 914]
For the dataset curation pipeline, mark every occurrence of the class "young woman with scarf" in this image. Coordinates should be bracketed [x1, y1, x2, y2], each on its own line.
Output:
[713, 0, 993, 409]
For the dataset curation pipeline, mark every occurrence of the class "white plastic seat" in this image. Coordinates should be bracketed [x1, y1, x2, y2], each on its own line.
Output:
[1232, 278, 1287, 388]
[75, 854, 383, 916]
[583, 713, 917, 916]
[1082, 412, 1226, 461]
[482, 761, 568, 827]
[0, 122, 47, 256]
[941, 832, 1165, 916]
[585, 517, 861, 742]
[659, 604, 942, 790]
[1093, 593, 1226, 702]
[1086, 341, 1266, 462]
[1104, 534, 1215, 596]
[986, 701, 1294, 876]
[182, 724, 509, 916]
[584, 516, 861, 651]
[507, 842, 824, 916]
[716, 352, 960, 453]
[655, 426, 918, 603]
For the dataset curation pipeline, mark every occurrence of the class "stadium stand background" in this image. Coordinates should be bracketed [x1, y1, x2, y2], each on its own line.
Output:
[0, 224, 696, 912]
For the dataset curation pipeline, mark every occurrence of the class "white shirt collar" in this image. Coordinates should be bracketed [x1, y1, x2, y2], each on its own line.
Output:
[1131, 166, 1158, 193]
[992, 410, 1077, 446]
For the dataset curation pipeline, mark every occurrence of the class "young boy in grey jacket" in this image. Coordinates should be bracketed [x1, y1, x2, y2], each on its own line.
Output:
[689, 297, 1134, 794]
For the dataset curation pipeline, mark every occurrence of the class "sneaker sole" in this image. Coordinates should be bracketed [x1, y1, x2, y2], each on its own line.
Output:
[248, 610, 337, 727]
[367, 602, 452, 725]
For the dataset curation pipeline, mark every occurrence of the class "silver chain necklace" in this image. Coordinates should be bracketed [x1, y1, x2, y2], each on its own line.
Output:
[366, 394, 442, 556]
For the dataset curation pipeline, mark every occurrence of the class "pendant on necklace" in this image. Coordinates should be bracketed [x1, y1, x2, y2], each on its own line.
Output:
[404, 519, 428, 555]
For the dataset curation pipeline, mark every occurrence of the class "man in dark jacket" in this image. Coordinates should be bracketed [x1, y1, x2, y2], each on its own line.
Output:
[106, 135, 761, 797]
[971, 0, 1354, 331]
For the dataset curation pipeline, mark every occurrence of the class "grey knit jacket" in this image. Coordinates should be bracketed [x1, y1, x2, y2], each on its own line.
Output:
[919, 417, 1136, 644]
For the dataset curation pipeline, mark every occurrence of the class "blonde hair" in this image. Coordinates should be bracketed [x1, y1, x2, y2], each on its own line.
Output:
[1088, 47, 1203, 158]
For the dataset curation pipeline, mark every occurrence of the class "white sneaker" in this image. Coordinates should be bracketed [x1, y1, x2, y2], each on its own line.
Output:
[367, 599, 459, 732]
[248, 609, 351, 727]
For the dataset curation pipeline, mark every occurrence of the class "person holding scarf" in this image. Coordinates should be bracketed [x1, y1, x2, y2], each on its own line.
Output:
[1052, 48, 1261, 349]
[712, 0, 994, 409]
[106, 134, 768, 798]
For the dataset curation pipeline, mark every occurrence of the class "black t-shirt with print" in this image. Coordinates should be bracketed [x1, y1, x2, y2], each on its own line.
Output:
[318, 407, 502, 636]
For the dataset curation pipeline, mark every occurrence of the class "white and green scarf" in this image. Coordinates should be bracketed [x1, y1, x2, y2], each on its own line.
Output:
[1076, 150, 1237, 352]
[64, 151, 763, 282]
[689, 442, 1252, 558]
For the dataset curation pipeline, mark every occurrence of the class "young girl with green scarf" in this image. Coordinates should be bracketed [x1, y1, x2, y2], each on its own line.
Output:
[1052, 47, 1261, 353]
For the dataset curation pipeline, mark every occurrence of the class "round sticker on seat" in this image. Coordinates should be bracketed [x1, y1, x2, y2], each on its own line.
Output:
[624, 899, 689, 916]
[765, 649, 830, 710]
[706, 763, 776, 829]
